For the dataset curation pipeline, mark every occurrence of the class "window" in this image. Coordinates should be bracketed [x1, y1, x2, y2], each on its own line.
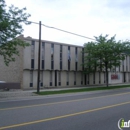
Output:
[68, 46, 71, 70]
[31, 59, 34, 69]
[60, 45, 62, 53]
[51, 44, 54, 54]
[42, 60, 44, 69]
[126, 56, 128, 71]
[60, 45, 62, 70]
[60, 61, 62, 70]
[82, 48, 84, 70]
[60, 53, 62, 61]
[74, 72, 76, 85]
[104, 72, 105, 83]
[75, 47, 78, 62]
[50, 71, 52, 86]
[31, 41, 35, 69]
[68, 46, 71, 61]
[42, 43, 44, 69]
[30, 71, 33, 87]
[51, 44, 54, 70]
[75, 62, 77, 71]
[42, 42, 45, 60]
[122, 60, 124, 71]
[81, 72, 83, 85]
[59, 71, 61, 85]
[99, 72, 101, 84]
[75, 47, 78, 70]
[93, 73, 95, 84]
[66, 72, 69, 85]
[40, 72, 43, 87]
[31, 41, 35, 59]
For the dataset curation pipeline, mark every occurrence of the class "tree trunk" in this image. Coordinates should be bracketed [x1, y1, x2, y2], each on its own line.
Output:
[105, 63, 109, 87]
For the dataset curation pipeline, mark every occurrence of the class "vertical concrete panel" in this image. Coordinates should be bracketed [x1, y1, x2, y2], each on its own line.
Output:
[33, 71, 37, 89]
[126, 72, 129, 82]
[61, 71, 67, 87]
[43, 71, 50, 87]
[89, 73, 93, 85]
[52, 70, 55, 87]
[78, 48, 82, 71]
[124, 57, 126, 72]
[120, 60, 123, 72]
[34, 41, 39, 69]
[70, 47, 75, 70]
[23, 41, 31, 69]
[54, 44, 60, 70]
[95, 72, 99, 84]
[69, 71, 74, 86]
[23, 70, 30, 89]
[76, 72, 81, 86]
[44, 43, 51, 70]
[128, 56, 130, 72]
[62, 46, 68, 70]
[101, 73, 104, 84]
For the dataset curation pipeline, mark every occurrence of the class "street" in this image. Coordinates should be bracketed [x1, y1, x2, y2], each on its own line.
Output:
[0, 88, 130, 130]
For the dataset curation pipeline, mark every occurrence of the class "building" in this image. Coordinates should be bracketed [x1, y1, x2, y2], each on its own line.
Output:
[0, 35, 130, 89]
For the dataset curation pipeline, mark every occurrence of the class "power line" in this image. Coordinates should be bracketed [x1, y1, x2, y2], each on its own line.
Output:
[6, 16, 95, 40]
[29, 21, 96, 41]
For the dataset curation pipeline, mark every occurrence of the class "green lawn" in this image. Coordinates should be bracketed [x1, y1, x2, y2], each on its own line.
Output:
[34, 85, 130, 95]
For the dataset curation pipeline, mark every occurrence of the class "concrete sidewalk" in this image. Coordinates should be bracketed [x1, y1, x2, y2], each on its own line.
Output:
[0, 83, 129, 100]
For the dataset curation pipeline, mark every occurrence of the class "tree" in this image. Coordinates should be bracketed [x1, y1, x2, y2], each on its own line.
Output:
[0, 0, 31, 65]
[83, 35, 130, 87]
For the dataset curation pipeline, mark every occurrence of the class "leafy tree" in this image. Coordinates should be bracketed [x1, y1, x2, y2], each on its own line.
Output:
[0, 0, 31, 65]
[83, 35, 130, 87]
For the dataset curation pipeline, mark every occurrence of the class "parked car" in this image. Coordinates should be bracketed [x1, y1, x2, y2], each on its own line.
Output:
[0, 81, 6, 83]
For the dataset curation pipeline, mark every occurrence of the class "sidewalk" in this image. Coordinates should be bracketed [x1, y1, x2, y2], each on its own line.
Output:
[0, 83, 129, 100]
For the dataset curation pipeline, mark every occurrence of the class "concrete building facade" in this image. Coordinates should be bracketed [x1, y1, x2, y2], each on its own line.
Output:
[0, 35, 130, 89]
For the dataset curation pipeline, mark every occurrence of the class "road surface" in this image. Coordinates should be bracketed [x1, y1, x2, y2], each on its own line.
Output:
[0, 88, 130, 130]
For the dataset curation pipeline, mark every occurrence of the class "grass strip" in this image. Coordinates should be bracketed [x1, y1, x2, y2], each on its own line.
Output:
[34, 85, 130, 95]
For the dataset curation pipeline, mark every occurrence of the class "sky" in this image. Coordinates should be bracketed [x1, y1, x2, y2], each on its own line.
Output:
[6, 0, 130, 46]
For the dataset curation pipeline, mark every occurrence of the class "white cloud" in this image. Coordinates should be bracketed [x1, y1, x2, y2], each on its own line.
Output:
[5, 0, 130, 46]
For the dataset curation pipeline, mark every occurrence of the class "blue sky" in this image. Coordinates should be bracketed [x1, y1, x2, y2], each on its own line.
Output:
[6, 0, 130, 46]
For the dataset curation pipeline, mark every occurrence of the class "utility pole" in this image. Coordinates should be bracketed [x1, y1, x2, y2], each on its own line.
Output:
[37, 21, 41, 93]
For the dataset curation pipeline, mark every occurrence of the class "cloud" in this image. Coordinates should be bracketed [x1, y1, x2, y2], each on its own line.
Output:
[5, 0, 130, 45]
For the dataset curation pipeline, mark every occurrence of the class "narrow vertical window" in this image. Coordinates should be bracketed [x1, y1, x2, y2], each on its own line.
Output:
[68, 46, 71, 70]
[40, 72, 43, 87]
[81, 72, 83, 85]
[75, 47, 78, 71]
[60, 45, 62, 70]
[82, 48, 84, 70]
[74, 72, 76, 85]
[99, 72, 101, 84]
[42, 42, 44, 69]
[31, 41, 35, 69]
[93, 73, 95, 84]
[122, 60, 124, 71]
[59, 71, 61, 86]
[51, 44, 54, 70]
[66, 72, 69, 85]
[104, 72, 105, 83]
[30, 71, 33, 87]
[50, 71, 52, 86]
[87, 74, 89, 84]
[126, 55, 128, 71]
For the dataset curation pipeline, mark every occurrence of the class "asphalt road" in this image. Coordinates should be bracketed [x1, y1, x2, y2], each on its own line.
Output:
[0, 88, 130, 130]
